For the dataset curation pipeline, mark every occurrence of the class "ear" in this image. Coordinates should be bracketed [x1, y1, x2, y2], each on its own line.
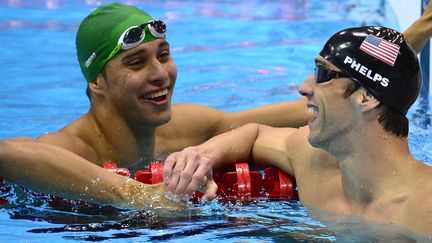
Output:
[88, 74, 106, 96]
[360, 91, 380, 113]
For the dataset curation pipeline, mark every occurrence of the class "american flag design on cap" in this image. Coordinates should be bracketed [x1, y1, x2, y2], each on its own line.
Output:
[359, 35, 400, 66]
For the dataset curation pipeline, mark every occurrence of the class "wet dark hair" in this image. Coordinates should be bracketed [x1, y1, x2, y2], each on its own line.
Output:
[343, 81, 408, 137]
[86, 86, 91, 99]
[376, 103, 409, 137]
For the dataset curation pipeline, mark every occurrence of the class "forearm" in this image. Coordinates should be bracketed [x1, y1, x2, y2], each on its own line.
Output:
[193, 123, 261, 168]
[216, 97, 309, 135]
[164, 124, 299, 202]
[404, 2, 432, 54]
[0, 140, 178, 210]
[247, 97, 310, 128]
[163, 123, 261, 200]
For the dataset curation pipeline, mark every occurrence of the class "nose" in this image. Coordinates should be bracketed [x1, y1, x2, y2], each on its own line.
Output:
[297, 75, 315, 98]
[147, 58, 169, 86]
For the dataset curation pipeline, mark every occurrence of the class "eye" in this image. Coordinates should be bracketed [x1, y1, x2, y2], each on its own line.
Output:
[158, 50, 171, 62]
[127, 58, 145, 68]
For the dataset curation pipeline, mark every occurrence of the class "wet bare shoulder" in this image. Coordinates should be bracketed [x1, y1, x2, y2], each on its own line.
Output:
[36, 131, 98, 163]
[284, 126, 340, 182]
[401, 181, 432, 235]
[169, 103, 222, 129]
[156, 103, 223, 149]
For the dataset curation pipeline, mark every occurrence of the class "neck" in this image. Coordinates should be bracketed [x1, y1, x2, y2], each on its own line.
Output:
[87, 105, 157, 171]
[328, 123, 416, 210]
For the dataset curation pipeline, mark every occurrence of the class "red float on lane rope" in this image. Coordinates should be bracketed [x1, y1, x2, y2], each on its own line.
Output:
[135, 162, 164, 184]
[103, 163, 131, 177]
[217, 162, 263, 201]
[0, 162, 298, 207]
[0, 177, 6, 205]
[263, 167, 298, 200]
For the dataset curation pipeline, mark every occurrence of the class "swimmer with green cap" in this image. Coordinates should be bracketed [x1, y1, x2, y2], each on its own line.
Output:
[165, 22, 432, 235]
[76, 3, 167, 83]
[0, 2, 315, 211]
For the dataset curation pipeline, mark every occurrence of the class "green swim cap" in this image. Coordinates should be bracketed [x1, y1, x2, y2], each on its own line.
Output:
[76, 3, 163, 83]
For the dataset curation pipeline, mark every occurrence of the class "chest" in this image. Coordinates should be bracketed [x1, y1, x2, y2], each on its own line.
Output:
[155, 128, 210, 156]
[303, 183, 410, 226]
[361, 193, 410, 223]
[298, 175, 353, 215]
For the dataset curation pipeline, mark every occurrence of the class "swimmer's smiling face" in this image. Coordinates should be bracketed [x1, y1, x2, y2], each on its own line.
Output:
[298, 56, 359, 149]
[97, 38, 177, 128]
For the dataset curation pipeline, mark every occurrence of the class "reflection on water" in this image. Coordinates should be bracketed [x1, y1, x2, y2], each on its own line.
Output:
[412, 95, 431, 129]
[5, 193, 336, 242]
[3, 186, 431, 242]
[1, 0, 431, 241]
[310, 209, 432, 242]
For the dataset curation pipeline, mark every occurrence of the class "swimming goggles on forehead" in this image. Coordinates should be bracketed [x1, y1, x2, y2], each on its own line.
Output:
[106, 19, 167, 61]
[314, 65, 350, 83]
[118, 19, 167, 50]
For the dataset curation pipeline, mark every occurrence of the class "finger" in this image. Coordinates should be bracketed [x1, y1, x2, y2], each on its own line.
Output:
[163, 153, 177, 184]
[201, 179, 218, 201]
[182, 163, 211, 199]
[165, 155, 187, 193]
[174, 154, 201, 197]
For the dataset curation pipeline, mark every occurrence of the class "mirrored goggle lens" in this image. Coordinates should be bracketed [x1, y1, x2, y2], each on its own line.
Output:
[314, 66, 332, 83]
[119, 20, 167, 51]
[123, 27, 144, 44]
[147, 19, 166, 38]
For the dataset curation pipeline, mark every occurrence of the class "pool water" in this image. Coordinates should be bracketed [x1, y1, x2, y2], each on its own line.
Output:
[1, 0, 431, 242]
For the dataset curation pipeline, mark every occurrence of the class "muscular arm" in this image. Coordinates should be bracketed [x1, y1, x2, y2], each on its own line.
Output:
[163, 123, 298, 200]
[161, 95, 309, 153]
[201, 123, 297, 173]
[0, 139, 179, 211]
[164, 124, 341, 203]
[211, 97, 310, 134]
[403, 0, 432, 54]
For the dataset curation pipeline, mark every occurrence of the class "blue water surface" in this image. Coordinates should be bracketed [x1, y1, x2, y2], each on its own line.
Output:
[0, 0, 431, 242]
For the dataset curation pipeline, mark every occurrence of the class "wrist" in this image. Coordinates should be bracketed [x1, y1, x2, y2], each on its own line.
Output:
[418, 10, 432, 32]
[114, 179, 180, 211]
[195, 144, 223, 168]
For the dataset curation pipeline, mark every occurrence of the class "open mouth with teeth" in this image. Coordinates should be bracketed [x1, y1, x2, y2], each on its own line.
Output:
[308, 106, 319, 125]
[141, 89, 169, 102]
[308, 106, 319, 116]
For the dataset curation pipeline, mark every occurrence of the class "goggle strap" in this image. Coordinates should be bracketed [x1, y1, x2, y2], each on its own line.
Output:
[106, 44, 122, 63]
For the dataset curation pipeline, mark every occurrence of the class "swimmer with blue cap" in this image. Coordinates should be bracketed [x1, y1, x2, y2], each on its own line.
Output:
[165, 23, 432, 236]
